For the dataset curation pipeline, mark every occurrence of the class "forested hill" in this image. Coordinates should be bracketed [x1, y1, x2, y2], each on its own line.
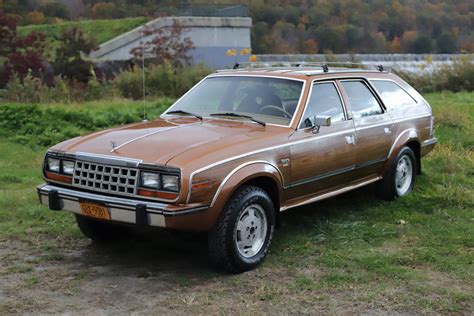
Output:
[4, 0, 474, 54]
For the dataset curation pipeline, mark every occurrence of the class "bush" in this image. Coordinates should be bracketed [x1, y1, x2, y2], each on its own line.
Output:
[0, 73, 117, 103]
[396, 56, 474, 93]
[114, 62, 211, 99]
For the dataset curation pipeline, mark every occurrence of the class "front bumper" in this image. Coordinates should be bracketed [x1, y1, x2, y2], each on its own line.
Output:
[37, 184, 209, 228]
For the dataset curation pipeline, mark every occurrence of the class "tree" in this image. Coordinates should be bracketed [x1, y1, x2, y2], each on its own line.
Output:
[436, 33, 456, 53]
[40, 2, 70, 19]
[390, 36, 402, 53]
[130, 22, 194, 66]
[412, 36, 433, 53]
[251, 22, 271, 54]
[0, 13, 46, 87]
[54, 27, 98, 83]
[25, 11, 45, 25]
[90, 2, 118, 19]
[302, 39, 318, 54]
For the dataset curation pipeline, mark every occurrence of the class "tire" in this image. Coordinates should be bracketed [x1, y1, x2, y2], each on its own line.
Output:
[75, 214, 130, 243]
[377, 146, 417, 200]
[208, 185, 276, 273]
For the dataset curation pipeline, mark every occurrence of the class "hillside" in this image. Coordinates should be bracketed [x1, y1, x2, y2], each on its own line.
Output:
[7, 0, 474, 55]
[18, 17, 149, 57]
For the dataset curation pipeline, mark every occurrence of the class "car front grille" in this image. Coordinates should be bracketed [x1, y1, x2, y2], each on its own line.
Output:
[72, 160, 139, 196]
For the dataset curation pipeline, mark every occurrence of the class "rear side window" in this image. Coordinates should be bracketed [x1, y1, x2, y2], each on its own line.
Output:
[341, 81, 383, 118]
[371, 80, 417, 109]
[299, 82, 345, 128]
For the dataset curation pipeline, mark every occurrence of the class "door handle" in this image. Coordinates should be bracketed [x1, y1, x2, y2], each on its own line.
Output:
[345, 135, 355, 145]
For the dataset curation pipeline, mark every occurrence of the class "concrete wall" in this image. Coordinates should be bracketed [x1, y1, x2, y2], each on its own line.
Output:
[89, 16, 252, 68]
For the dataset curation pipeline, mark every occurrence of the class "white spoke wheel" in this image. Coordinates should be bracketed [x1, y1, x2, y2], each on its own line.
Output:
[234, 204, 268, 258]
[395, 155, 413, 196]
[377, 146, 417, 201]
[208, 185, 275, 273]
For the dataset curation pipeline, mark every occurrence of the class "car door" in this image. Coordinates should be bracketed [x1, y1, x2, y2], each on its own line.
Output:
[286, 81, 357, 200]
[339, 80, 393, 178]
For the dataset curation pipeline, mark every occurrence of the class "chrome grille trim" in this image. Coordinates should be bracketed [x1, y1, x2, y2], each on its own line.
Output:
[72, 160, 139, 197]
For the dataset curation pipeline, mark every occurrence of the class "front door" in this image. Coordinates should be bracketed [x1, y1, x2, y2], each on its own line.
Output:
[339, 80, 393, 177]
[287, 81, 356, 201]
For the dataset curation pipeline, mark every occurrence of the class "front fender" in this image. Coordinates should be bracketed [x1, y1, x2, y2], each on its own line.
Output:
[167, 161, 283, 232]
[210, 161, 284, 210]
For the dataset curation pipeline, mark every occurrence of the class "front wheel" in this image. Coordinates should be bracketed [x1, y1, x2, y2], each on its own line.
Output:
[208, 185, 275, 273]
[377, 146, 417, 200]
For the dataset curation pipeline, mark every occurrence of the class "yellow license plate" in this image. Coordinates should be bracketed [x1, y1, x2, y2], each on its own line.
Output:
[79, 202, 110, 220]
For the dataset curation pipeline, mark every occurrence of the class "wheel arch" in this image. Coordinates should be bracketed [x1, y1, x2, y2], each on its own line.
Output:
[209, 161, 284, 228]
[383, 128, 421, 175]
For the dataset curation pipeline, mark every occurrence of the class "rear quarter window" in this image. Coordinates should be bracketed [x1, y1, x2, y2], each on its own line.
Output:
[371, 80, 417, 109]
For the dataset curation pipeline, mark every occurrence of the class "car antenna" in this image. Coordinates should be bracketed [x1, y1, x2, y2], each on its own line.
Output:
[233, 62, 240, 70]
[141, 26, 148, 124]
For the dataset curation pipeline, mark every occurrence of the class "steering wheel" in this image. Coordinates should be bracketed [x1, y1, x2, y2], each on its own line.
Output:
[259, 105, 292, 119]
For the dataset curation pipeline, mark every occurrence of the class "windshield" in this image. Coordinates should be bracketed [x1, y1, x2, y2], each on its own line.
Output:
[165, 76, 304, 126]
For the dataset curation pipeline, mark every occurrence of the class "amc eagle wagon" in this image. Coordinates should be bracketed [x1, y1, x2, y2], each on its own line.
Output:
[38, 64, 437, 272]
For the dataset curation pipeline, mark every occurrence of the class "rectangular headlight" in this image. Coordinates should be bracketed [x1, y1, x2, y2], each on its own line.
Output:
[140, 172, 160, 189]
[47, 158, 60, 172]
[162, 174, 179, 192]
[62, 160, 75, 175]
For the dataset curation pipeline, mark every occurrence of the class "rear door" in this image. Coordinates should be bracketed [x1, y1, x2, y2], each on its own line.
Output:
[338, 80, 393, 178]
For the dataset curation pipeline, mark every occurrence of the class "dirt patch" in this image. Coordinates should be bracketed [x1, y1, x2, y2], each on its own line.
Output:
[0, 230, 472, 315]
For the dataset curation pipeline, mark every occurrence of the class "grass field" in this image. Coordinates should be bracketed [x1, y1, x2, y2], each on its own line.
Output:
[0, 92, 472, 314]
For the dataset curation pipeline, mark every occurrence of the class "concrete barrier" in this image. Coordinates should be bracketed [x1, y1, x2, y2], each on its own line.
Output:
[89, 16, 252, 68]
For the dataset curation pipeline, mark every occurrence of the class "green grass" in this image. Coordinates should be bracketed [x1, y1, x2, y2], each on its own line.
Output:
[18, 17, 150, 57]
[0, 92, 472, 313]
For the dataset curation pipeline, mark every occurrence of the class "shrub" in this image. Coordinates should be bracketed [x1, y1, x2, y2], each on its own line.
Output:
[0, 72, 46, 103]
[396, 56, 474, 93]
[113, 66, 144, 99]
[0, 73, 117, 103]
[114, 62, 211, 99]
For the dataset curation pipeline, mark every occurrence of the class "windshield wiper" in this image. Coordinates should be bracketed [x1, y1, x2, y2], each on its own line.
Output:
[210, 112, 266, 127]
[166, 110, 202, 120]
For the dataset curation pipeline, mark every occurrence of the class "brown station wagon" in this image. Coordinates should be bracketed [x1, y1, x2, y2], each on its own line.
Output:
[37, 64, 437, 272]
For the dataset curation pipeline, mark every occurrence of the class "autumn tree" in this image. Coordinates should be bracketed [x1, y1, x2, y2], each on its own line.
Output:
[0, 13, 46, 87]
[130, 22, 194, 66]
[54, 27, 98, 83]
[436, 33, 456, 53]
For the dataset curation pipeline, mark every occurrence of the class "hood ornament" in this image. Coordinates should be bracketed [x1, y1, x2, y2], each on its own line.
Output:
[110, 141, 117, 152]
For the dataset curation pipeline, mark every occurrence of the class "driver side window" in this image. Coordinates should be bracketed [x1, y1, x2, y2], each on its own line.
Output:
[299, 82, 345, 128]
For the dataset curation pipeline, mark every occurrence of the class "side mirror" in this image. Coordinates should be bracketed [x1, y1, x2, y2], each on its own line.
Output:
[312, 115, 331, 133]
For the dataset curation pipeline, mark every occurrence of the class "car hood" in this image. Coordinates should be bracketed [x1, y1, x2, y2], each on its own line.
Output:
[51, 117, 291, 168]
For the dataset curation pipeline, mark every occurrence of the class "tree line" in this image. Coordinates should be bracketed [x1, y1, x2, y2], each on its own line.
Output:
[1, 0, 473, 54]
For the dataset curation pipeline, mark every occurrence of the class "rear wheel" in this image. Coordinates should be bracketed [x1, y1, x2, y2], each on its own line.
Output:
[75, 214, 130, 243]
[377, 146, 416, 200]
[208, 185, 275, 273]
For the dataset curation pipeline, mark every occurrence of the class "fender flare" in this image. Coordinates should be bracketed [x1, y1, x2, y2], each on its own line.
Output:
[383, 128, 420, 174]
[209, 160, 284, 211]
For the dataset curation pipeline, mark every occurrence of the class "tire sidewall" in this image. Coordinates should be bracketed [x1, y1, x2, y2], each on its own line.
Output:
[227, 188, 275, 268]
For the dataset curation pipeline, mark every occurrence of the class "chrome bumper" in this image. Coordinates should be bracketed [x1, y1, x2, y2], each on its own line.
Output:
[37, 184, 209, 228]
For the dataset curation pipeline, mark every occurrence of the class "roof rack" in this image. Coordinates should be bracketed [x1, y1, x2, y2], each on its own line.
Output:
[230, 61, 386, 73]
